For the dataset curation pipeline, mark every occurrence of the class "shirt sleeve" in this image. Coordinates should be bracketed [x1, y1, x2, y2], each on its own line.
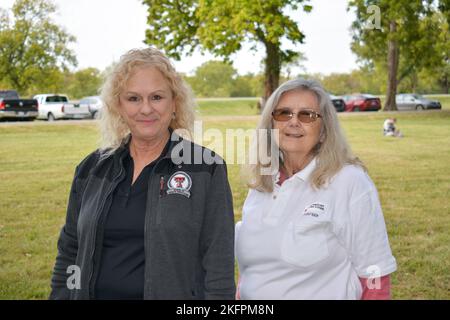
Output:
[347, 186, 397, 278]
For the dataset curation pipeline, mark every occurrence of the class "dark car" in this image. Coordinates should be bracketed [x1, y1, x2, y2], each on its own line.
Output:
[0, 90, 38, 121]
[329, 94, 346, 112]
[343, 94, 381, 112]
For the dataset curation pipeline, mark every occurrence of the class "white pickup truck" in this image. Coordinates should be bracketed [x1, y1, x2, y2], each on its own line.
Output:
[34, 94, 91, 121]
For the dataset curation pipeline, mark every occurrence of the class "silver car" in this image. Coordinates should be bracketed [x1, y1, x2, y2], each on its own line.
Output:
[396, 94, 442, 111]
[79, 96, 104, 119]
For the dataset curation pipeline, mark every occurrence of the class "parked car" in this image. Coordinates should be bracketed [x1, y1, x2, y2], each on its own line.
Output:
[329, 94, 346, 112]
[396, 94, 442, 111]
[0, 90, 38, 121]
[79, 96, 104, 119]
[343, 94, 381, 112]
[33, 94, 91, 121]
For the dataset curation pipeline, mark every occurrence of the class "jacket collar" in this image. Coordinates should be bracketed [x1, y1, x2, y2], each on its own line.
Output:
[113, 129, 186, 164]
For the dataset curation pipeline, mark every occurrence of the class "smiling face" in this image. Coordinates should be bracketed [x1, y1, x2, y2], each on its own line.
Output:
[118, 66, 175, 142]
[273, 89, 322, 160]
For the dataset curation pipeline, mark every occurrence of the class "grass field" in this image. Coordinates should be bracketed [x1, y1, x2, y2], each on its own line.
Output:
[197, 98, 260, 116]
[0, 100, 449, 299]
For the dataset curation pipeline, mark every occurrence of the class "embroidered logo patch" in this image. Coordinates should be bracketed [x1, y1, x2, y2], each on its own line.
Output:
[167, 171, 192, 198]
[303, 202, 326, 218]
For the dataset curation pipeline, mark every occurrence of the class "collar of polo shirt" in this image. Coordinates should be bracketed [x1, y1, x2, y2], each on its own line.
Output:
[275, 157, 317, 185]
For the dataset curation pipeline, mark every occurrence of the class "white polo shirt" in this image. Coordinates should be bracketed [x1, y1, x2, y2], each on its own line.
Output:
[235, 158, 397, 300]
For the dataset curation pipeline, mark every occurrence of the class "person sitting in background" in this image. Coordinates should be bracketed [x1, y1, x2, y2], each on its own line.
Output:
[383, 118, 403, 137]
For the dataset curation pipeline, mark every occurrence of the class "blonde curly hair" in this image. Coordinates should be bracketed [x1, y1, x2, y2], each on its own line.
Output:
[98, 47, 195, 156]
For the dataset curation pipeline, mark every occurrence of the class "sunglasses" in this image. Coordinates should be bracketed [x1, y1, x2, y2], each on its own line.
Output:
[272, 109, 322, 123]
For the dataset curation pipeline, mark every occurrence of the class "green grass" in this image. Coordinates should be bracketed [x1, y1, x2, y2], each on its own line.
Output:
[196, 98, 259, 116]
[0, 101, 449, 299]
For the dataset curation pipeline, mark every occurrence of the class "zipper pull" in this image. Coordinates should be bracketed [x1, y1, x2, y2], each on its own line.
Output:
[159, 175, 165, 197]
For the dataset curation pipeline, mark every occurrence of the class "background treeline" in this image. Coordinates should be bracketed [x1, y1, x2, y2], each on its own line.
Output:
[1, 0, 448, 100]
[184, 60, 449, 97]
[1, 59, 447, 99]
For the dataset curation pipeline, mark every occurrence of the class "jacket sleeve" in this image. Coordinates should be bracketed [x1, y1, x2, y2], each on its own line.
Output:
[49, 166, 81, 300]
[200, 162, 236, 300]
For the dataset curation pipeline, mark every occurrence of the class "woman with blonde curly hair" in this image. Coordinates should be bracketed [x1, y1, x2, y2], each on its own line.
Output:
[235, 78, 397, 300]
[50, 47, 235, 300]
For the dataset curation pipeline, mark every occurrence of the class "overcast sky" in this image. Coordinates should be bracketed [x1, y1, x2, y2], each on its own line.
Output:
[1, 0, 360, 75]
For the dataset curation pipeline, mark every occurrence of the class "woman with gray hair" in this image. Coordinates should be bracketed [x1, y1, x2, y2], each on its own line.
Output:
[235, 79, 397, 299]
[50, 48, 235, 300]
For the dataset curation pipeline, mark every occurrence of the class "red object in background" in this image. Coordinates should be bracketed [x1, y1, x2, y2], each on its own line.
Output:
[359, 275, 391, 300]
[344, 94, 381, 112]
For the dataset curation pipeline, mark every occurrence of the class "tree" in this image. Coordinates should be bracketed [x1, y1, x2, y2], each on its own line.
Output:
[320, 72, 360, 95]
[187, 60, 236, 97]
[143, 0, 312, 108]
[0, 0, 77, 95]
[428, 11, 450, 93]
[65, 68, 103, 99]
[439, 0, 449, 25]
[349, 0, 445, 110]
[231, 74, 257, 97]
[282, 51, 307, 79]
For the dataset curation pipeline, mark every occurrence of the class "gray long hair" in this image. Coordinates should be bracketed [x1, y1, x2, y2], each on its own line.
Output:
[246, 78, 366, 192]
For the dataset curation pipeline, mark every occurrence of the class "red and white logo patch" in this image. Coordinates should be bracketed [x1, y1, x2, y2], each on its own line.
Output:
[167, 171, 192, 198]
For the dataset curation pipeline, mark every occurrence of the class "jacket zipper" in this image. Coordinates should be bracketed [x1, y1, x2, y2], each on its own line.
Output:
[143, 158, 168, 298]
[87, 165, 124, 298]
[159, 175, 165, 197]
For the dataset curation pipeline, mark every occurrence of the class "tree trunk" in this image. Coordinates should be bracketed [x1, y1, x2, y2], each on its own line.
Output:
[440, 74, 449, 94]
[260, 41, 281, 112]
[411, 71, 418, 93]
[384, 20, 399, 111]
